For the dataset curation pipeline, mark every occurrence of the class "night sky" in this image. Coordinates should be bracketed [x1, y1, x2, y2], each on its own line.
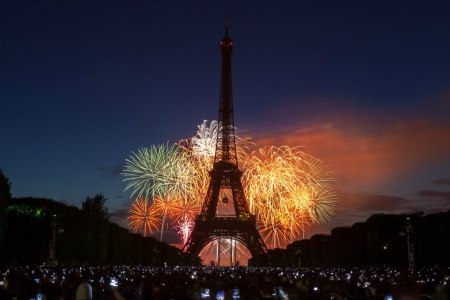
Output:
[1, 1, 450, 244]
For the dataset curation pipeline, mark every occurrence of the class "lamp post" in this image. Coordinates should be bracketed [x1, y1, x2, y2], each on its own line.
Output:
[400, 217, 414, 269]
[48, 214, 57, 266]
[295, 248, 301, 268]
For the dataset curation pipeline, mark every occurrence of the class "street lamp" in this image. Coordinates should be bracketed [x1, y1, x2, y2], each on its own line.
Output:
[400, 217, 414, 269]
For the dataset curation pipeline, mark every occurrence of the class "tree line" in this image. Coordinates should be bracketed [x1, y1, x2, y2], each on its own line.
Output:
[0, 169, 183, 266]
[0, 196, 183, 266]
[267, 211, 450, 268]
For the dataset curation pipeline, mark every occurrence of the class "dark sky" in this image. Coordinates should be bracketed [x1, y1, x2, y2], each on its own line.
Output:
[1, 1, 450, 243]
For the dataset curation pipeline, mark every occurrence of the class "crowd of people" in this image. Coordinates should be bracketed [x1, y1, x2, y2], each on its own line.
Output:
[0, 264, 448, 300]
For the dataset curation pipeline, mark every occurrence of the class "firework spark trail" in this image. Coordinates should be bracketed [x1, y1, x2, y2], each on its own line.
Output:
[243, 147, 296, 214]
[302, 182, 337, 224]
[200, 238, 251, 265]
[174, 217, 195, 246]
[161, 151, 199, 200]
[287, 210, 310, 242]
[170, 198, 201, 224]
[180, 149, 211, 203]
[183, 120, 252, 169]
[192, 120, 218, 164]
[165, 196, 202, 246]
[153, 193, 182, 242]
[128, 196, 162, 237]
[257, 208, 291, 249]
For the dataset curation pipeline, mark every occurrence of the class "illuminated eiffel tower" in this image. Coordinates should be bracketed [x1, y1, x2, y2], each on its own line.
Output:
[182, 21, 268, 264]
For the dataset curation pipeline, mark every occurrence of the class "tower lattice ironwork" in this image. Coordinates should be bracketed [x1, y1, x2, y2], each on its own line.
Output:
[182, 22, 268, 262]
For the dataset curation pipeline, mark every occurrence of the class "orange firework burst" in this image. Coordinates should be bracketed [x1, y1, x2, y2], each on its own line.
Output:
[257, 211, 291, 249]
[170, 198, 201, 225]
[153, 193, 183, 241]
[128, 196, 162, 237]
[242, 145, 337, 248]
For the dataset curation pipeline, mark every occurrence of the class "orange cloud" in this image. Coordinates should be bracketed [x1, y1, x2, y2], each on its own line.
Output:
[245, 93, 450, 193]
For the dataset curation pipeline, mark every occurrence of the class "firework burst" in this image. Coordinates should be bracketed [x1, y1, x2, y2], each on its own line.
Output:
[127, 196, 162, 237]
[122, 143, 198, 202]
[123, 121, 337, 251]
[242, 145, 336, 247]
[174, 217, 195, 246]
[192, 120, 218, 165]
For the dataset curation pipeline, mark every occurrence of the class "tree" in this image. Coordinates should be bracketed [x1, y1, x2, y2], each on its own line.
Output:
[81, 193, 110, 221]
[0, 169, 12, 251]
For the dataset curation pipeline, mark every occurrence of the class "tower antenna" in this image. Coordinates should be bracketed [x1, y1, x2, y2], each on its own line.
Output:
[225, 16, 229, 36]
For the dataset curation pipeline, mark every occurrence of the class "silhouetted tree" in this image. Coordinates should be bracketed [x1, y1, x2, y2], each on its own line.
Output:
[81, 193, 110, 221]
[330, 226, 353, 267]
[0, 169, 11, 252]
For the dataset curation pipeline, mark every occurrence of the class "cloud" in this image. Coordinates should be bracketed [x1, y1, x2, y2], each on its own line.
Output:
[432, 178, 450, 186]
[97, 164, 123, 177]
[109, 208, 129, 219]
[120, 199, 133, 207]
[105, 201, 133, 228]
[245, 92, 450, 193]
[398, 192, 449, 215]
[336, 191, 410, 212]
[418, 190, 450, 201]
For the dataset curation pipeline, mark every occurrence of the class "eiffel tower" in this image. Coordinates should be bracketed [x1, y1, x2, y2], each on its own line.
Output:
[182, 21, 268, 264]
